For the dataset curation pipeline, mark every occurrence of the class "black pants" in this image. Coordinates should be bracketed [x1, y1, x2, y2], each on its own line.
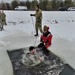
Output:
[0, 24, 3, 31]
[38, 43, 50, 56]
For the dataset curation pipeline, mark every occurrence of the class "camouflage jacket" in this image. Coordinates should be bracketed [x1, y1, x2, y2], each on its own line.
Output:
[0, 14, 2, 24]
[33, 9, 42, 24]
[1, 13, 6, 21]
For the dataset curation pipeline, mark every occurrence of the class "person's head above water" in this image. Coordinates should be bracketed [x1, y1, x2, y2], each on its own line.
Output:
[29, 46, 36, 54]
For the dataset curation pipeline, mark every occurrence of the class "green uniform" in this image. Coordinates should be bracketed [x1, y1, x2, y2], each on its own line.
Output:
[0, 13, 3, 31]
[1, 12, 6, 25]
[32, 9, 42, 34]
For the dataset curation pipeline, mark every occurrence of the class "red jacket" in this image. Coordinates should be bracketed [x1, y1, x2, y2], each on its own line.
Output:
[40, 32, 53, 48]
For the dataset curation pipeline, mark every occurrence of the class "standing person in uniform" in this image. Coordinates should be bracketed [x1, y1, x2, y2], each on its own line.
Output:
[30, 4, 42, 36]
[1, 10, 7, 25]
[0, 10, 6, 31]
[0, 11, 3, 31]
[0, 11, 1, 30]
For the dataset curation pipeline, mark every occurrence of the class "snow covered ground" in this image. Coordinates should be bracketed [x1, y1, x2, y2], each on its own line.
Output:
[0, 11, 75, 75]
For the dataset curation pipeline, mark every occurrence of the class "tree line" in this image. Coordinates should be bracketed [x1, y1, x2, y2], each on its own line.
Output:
[0, 0, 75, 11]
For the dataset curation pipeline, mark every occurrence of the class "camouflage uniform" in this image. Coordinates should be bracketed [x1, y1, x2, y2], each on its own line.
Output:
[32, 9, 42, 34]
[0, 13, 3, 31]
[1, 12, 6, 25]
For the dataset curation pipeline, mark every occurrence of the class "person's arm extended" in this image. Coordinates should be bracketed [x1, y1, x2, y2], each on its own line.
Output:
[38, 57, 44, 61]
[30, 14, 36, 16]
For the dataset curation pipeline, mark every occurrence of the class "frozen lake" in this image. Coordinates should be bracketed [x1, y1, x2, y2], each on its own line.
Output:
[0, 11, 75, 75]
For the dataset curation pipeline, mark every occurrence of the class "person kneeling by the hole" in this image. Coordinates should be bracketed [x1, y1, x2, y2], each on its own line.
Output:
[38, 25, 53, 55]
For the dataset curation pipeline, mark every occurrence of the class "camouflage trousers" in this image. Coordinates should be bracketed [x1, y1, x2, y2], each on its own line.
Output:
[0, 23, 3, 31]
[2, 20, 7, 25]
[35, 23, 42, 34]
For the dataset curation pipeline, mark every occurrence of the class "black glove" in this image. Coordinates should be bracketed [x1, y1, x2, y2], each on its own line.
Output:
[30, 14, 33, 16]
[38, 43, 44, 48]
